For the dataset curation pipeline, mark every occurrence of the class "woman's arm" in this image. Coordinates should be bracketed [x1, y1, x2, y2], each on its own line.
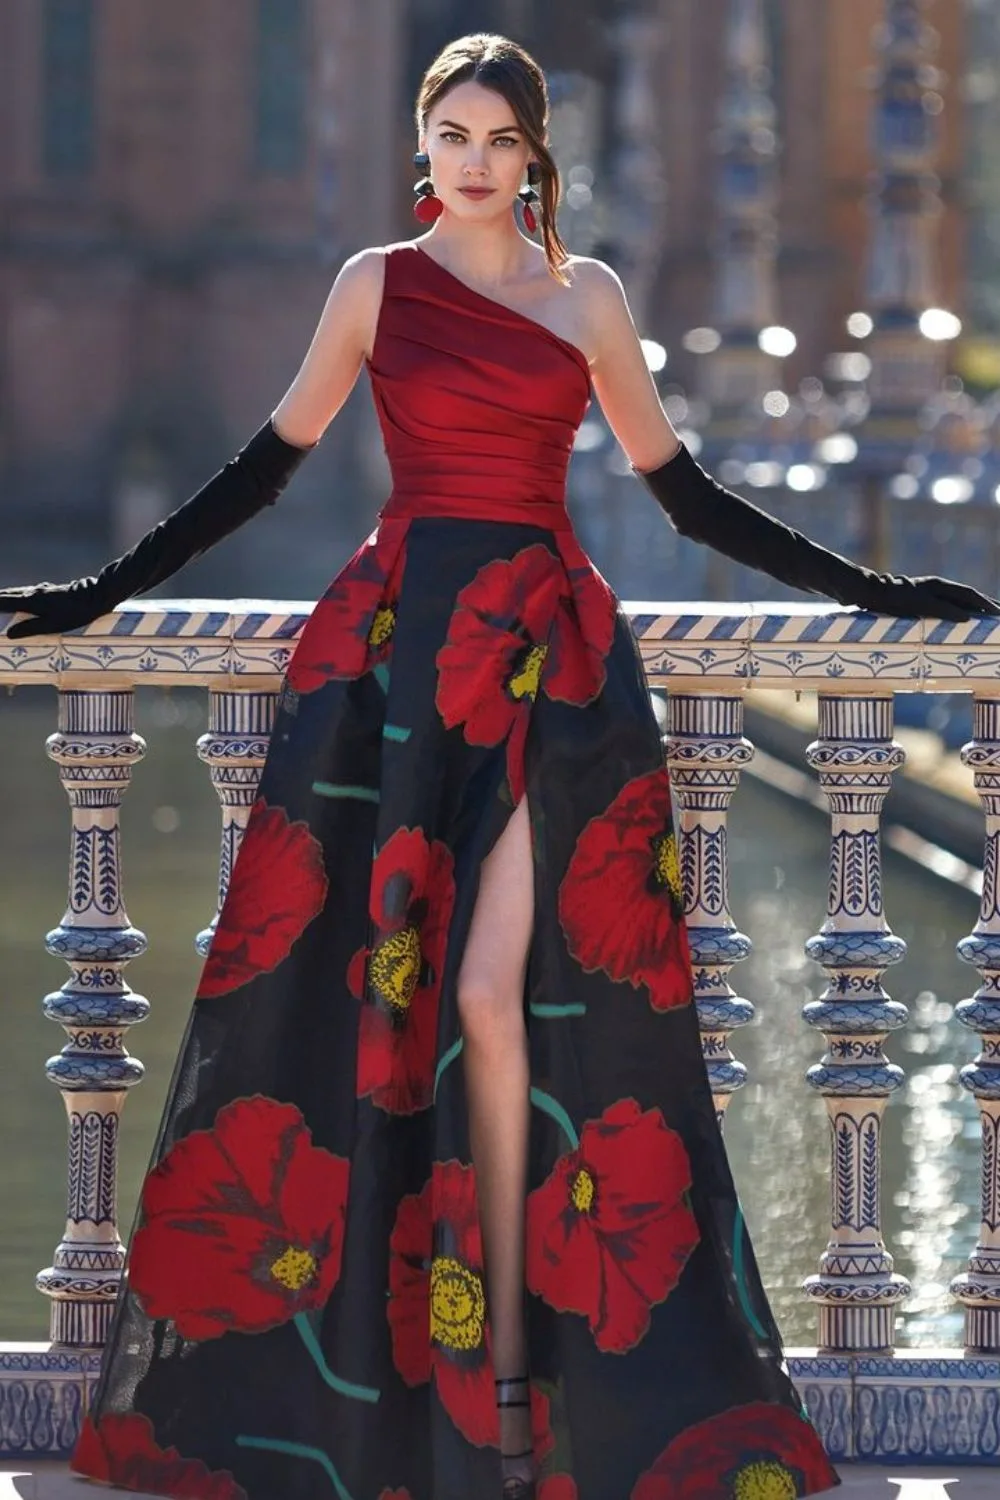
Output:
[579, 258, 681, 473]
[271, 248, 386, 448]
[576, 257, 999, 621]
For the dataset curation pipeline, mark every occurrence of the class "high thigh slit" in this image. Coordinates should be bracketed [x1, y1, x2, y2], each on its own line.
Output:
[456, 791, 533, 1386]
[69, 240, 842, 1500]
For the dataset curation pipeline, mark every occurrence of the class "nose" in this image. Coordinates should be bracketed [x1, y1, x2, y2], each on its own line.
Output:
[462, 154, 489, 178]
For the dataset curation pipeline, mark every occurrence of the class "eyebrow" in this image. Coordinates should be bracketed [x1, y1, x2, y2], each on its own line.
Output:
[436, 119, 523, 135]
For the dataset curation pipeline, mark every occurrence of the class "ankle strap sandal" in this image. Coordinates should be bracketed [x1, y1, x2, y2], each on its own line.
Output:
[497, 1375, 535, 1499]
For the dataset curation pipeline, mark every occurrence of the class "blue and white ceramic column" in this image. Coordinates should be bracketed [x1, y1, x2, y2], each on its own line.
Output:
[664, 691, 755, 1129]
[951, 695, 1000, 1353]
[195, 689, 277, 954]
[36, 689, 148, 1346]
[801, 693, 911, 1351]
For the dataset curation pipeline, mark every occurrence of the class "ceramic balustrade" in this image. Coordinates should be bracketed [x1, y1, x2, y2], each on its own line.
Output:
[2, 598, 1000, 1463]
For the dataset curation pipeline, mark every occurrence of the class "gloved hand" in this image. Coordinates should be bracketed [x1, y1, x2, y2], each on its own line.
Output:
[636, 442, 1000, 622]
[0, 418, 313, 640]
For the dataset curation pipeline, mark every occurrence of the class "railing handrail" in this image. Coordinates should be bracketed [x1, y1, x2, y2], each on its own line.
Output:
[2, 597, 1000, 691]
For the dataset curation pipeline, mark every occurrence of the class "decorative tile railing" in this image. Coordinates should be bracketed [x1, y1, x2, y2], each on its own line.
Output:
[3, 598, 1000, 1464]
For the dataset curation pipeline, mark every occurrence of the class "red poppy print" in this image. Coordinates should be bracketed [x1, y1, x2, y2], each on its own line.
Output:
[558, 767, 692, 1012]
[197, 799, 328, 1000]
[130, 1096, 350, 1340]
[347, 827, 455, 1115]
[631, 1400, 840, 1499]
[531, 1381, 581, 1500]
[286, 521, 407, 692]
[388, 1159, 499, 1447]
[530, 1383, 557, 1467]
[550, 534, 617, 705]
[71, 1412, 247, 1499]
[526, 1098, 700, 1354]
[435, 544, 610, 802]
[539, 1479, 579, 1500]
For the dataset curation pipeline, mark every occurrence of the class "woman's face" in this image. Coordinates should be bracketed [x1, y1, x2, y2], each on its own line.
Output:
[421, 80, 534, 222]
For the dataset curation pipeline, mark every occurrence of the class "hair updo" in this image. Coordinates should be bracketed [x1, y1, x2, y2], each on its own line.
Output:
[415, 32, 572, 286]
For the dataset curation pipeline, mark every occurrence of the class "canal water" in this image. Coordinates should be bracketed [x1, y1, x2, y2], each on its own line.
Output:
[0, 686, 986, 1349]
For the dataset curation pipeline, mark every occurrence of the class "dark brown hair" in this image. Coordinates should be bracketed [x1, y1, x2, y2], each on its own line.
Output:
[415, 33, 571, 286]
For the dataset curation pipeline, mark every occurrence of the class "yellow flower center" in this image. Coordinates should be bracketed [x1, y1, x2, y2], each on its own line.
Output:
[732, 1458, 799, 1500]
[429, 1254, 486, 1353]
[269, 1244, 317, 1292]
[507, 642, 548, 702]
[651, 830, 684, 906]
[570, 1167, 595, 1214]
[368, 606, 396, 648]
[369, 926, 421, 1013]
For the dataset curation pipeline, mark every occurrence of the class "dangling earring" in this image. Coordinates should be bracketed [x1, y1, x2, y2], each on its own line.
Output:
[518, 161, 542, 234]
[412, 150, 443, 223]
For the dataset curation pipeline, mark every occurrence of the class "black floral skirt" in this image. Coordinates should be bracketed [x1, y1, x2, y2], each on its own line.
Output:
[70, 516, 840, 1500]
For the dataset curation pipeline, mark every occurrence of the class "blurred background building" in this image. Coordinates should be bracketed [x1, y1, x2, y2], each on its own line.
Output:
[2, 0, 1000, 628]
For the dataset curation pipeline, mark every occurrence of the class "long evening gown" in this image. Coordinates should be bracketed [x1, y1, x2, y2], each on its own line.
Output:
[69, 240, 842, 1500]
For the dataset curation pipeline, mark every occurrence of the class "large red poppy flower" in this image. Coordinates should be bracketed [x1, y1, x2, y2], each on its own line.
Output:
[526, 1098, 700, 1354]
[550, 536, 616, 705]
[129, 1096, 350, 1340]
[197, 800, 328, 1000]
[557, 767, 692, 1012]
[631, 1400, 841, 1499]
[348, 827, 456, 1115]
[387, 1159, 499, 1447]
[286, 522, 407, 692]
[435, 544, 609, 802]
[71, 1411, 247, 1499]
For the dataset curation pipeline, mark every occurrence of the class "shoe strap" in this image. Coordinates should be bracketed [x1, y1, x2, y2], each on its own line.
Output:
[496, 1374, 531, 1406]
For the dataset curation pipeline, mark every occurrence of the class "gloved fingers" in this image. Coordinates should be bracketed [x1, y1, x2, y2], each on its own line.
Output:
[0, 589, 54, 610]
[917, 592, 975, 621]
[932, 582, 1000, 617]
[965, 593, 1000, 616]
[4, 616, 60, 640]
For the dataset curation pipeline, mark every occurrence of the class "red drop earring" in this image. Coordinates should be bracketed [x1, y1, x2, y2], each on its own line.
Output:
[518, 161, 542, 234]
[412, 150, 443, 222]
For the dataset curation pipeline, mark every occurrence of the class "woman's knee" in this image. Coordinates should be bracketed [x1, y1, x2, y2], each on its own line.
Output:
[456, 963, 526, 1043]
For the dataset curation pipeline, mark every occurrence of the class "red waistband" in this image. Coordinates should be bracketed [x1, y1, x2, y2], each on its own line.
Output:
[378, 489, 573, 532]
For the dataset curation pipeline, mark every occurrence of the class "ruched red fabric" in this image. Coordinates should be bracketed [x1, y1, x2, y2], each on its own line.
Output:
[368, 242, 591, 532]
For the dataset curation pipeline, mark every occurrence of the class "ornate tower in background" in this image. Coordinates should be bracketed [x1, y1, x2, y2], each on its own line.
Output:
[606, 2, 669, 335]
[696, 0, 782, 423]
[861, 0, 948, 425]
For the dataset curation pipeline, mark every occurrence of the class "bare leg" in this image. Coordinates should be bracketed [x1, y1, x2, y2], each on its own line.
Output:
[457, 796, 534, 1487]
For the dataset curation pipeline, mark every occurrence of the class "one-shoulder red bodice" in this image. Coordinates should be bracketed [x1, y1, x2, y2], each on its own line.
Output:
[366, 242, 591, 530]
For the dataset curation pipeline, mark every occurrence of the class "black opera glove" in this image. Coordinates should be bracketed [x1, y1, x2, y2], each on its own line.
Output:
[0, 418, 313, 640]
[635, 442, 1000, 623]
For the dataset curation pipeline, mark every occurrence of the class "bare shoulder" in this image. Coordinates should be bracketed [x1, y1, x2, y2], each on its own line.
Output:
[331, 245, 387, 304]
[324, 246, 400, 357]
[563, 255, 628, 314]
[555, 257, 633, 363]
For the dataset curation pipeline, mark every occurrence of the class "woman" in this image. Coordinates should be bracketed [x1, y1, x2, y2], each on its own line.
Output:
[3, 31, 995, 1500]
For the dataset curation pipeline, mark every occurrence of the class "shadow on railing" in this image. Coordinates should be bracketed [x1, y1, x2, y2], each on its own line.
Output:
[3, 597, 1000, 1465]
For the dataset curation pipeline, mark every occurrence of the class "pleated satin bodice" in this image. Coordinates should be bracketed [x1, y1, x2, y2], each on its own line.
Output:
[366, 242, 592, 530]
